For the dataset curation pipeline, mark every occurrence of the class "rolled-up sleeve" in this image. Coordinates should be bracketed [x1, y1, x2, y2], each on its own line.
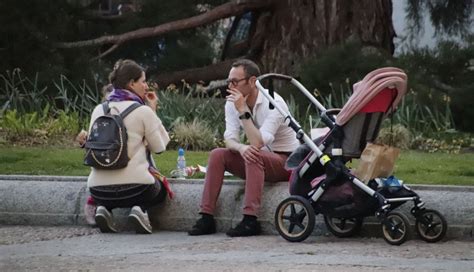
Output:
[223, 101, 241, 142]
[258, 99, 286, 146]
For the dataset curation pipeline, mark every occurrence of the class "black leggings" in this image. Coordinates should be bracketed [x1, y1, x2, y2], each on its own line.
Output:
[89, 180, 166, 211]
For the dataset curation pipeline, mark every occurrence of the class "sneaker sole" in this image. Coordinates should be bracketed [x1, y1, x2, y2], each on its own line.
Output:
[95, 214, 117, 233]
[129, 214, 152, 234]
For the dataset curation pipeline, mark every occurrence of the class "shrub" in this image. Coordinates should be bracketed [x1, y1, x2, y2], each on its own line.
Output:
[0, 108, 80, 146]
[155, 83, 225, 137]
[170, 119, 217, 151]
[375, 124, 411, 149]
[410, 133, 473, 153]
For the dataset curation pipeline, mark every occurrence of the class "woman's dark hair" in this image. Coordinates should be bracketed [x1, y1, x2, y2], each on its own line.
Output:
[108, 59, 144, 89]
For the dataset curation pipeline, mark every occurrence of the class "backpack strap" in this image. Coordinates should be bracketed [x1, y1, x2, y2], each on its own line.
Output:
[102, 101, 110, 114]
[120, 102, 143, 119]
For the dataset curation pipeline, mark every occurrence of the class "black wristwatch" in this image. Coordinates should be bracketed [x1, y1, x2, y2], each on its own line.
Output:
[239, 112, 252, 120]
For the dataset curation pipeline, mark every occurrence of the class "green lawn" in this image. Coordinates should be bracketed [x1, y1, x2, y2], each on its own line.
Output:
[0, 146, 209, 178]
[0, 147, 473, 185]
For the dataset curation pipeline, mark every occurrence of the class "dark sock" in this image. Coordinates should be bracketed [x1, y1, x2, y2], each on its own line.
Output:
[243, 215, 257, 223]
[200, 213, 214, 220]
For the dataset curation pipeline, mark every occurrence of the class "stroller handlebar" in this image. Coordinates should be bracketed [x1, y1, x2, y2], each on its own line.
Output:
[257, 73, 293, 82]
[256, 73, 327, 113]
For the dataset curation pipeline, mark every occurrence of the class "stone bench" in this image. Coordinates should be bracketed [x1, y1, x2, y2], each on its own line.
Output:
[0, 175, 472, 239]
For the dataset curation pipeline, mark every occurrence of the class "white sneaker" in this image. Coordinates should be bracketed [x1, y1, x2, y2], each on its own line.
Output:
[95, 206, 118, 233]
[84, 202, 97, 226]
[129, 206, 152, 234]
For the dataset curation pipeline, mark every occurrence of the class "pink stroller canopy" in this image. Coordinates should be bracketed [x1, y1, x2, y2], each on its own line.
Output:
[336, 67, 407, 126]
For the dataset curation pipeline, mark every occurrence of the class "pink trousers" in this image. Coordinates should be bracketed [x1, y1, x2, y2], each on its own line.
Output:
[200, 148, 290, 216]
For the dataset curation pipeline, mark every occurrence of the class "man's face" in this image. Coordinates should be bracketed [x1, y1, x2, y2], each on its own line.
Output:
[227, 66, 252, 96]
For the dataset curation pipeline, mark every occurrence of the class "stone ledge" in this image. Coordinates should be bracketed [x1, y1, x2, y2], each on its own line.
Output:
[0, 175, 472, 240]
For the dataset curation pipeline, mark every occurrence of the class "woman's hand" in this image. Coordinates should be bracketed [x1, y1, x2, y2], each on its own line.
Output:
[76, 130, 88, 147]
[145, 91, 158, 112]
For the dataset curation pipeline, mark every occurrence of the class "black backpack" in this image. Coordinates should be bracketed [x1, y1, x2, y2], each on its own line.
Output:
[84, 101, 142, 169]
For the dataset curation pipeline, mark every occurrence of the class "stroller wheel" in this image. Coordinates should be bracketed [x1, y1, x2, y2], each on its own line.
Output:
[381, 211, 411, 245]
[274, 196, 315, 242]
[323, 216, 363, 238]
[415, 209, 447, 243]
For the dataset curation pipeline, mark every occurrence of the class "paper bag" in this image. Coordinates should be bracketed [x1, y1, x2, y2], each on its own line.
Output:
[355, 143, 400, 182]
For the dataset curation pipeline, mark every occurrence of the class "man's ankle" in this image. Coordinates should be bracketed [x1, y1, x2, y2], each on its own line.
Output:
[200, 213, 214, 221]
[243, 214, 257, 223]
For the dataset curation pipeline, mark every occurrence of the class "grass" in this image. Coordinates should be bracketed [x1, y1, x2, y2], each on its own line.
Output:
[393, 151, 474, 185]
[0, 147, 209, 178]
[0, 147, 473, 185]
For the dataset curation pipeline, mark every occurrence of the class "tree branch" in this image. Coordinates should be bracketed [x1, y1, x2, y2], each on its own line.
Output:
[90, 43, 121, 61]
[56, 0, 273, 49]
[153, 59, 238, 87]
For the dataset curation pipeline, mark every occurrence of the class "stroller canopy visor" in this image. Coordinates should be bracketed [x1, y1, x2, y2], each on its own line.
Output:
[336, 67, 407, 126]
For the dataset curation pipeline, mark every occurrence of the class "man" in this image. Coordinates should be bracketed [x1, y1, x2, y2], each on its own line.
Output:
[188, 59, 300, 237]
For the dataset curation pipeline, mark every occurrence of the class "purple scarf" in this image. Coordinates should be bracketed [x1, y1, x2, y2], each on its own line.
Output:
[106, 88, 145, 105]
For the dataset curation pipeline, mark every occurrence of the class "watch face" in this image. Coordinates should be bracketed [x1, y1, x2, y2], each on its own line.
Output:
[239, 112, 251, 119]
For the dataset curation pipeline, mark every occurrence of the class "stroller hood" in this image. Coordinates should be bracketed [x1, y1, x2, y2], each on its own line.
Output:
[336, 67, 407, 126]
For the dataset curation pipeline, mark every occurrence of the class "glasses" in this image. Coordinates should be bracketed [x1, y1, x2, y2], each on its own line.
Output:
[226, 77, 249, 86]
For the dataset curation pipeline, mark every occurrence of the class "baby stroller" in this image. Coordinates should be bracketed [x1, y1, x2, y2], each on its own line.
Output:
[255, 68, 447, 245]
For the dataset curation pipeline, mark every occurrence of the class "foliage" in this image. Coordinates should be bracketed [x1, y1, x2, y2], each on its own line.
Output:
[396, 38, 474, 131]
[0, 109, 79, 146]
[156, 83, 226, 136]
[410, 133, 473, 154]
[286, 80, 351, 132]
[376, 124, 412, 149]
[405, 0, 473, 40]
[53, 75, 102, 123]
[392, 95, 455, 136]
[170, 119, 217, 151]
[0, 69, 101, 128]
[296, 38, 474, 132]
[298, 41, 391, 98]
[0, 69, 50, 114]
[0, 0, 226, 88]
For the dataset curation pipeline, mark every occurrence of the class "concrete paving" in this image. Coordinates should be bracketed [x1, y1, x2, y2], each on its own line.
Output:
[1, 225, 473, 271]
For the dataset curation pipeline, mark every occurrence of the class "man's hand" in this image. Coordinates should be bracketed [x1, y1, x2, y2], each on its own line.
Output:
[226, 88, 248, 113]
[238, 144, 261, 163]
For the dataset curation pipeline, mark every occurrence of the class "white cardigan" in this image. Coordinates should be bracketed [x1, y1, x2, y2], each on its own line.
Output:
[87, 101, 170, 187]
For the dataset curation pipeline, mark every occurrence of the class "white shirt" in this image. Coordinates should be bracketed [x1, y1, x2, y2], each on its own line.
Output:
[224, 88, 300, 153]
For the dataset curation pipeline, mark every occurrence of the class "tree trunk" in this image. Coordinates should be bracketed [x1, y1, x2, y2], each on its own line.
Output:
[253, 0, 395, 76]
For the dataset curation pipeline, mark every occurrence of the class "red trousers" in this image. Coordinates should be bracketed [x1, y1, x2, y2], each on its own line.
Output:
[200, 148, 290, 216]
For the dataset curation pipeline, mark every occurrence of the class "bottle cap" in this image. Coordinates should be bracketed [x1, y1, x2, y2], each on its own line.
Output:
[178, 148, 185, 156]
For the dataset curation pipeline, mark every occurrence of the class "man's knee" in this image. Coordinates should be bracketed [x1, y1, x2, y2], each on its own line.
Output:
[209, 147, 229, 160]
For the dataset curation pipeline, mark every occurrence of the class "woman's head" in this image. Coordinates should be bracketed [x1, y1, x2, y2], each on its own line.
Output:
[109, 59, 148, 98]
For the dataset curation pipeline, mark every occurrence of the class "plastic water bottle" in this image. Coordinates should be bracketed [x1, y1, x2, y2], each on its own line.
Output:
[176, 148, 186, 179]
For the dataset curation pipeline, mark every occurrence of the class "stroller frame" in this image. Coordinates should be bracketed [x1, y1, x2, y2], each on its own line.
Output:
[255, 73, 447, 245]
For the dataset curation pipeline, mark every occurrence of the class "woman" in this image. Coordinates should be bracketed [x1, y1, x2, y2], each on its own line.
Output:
[86, 59, 170, 234]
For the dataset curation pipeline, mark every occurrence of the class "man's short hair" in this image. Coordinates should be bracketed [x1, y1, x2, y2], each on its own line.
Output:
[232, 59, 261, 78]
